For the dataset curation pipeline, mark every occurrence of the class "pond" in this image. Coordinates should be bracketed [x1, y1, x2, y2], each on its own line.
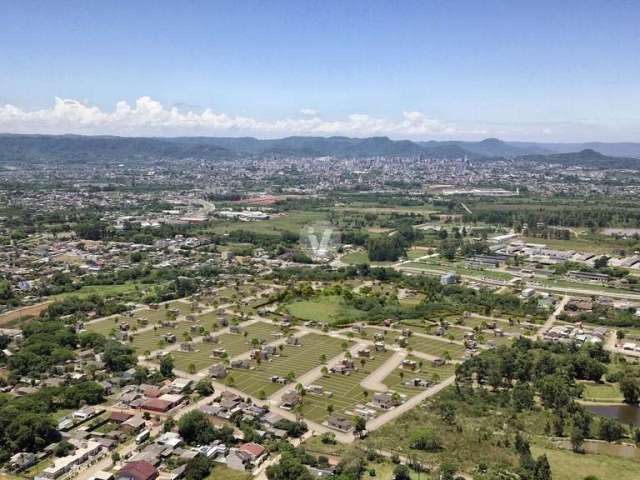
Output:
[585, 403, 640, 427]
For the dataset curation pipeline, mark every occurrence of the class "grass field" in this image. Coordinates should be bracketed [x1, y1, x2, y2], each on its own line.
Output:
[208, 211, 326, 236]
[581, 381, 624, 402]
[229, 333, 346, 397]
[286, 295, 363, 324]
[171, 322, 282, 372]
[382, 355, 455, 397]
[300, 349, 395, 423]
[531, 444, 640, 480]
[129, 322, 195, 354]
[206, 465, 251, 480]
[50, 282, 143, 301]
[393, 332, 466, 359]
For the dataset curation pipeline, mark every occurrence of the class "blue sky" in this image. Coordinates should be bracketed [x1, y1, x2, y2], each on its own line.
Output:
[1, 0, 639, 141]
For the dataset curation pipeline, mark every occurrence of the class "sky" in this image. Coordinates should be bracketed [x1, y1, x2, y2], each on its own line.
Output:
[1, 0, 639, 142]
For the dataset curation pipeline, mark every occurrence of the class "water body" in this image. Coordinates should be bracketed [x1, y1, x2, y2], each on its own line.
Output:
[585, 403, 640, 427]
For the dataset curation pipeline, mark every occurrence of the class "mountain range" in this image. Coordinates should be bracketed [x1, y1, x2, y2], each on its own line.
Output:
[1, 133, 640, 167]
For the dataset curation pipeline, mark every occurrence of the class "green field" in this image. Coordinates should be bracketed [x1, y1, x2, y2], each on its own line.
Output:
[206, 465, 251, 480]
[170, 322, 282, 372]
[581, 381, 624, 402]
[229, 333, 347, 397]
[531, 444, 640, 480]
[286, 295, 363, 324]
[391, 332, 466, 359]
[382, 355, 455, 397]
[300, 349, 395, 423]
[208, 211, 326, 236]
[130, 322, 196, 354]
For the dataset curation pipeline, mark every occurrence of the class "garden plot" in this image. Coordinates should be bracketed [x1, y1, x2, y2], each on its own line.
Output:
[229, 333, 347, 398]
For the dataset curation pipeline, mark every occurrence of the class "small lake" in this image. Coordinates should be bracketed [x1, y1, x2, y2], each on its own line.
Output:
[585, 403, 640, 427]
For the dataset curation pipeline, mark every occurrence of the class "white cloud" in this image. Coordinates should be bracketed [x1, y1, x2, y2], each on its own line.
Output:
[0, 96, 455, 138]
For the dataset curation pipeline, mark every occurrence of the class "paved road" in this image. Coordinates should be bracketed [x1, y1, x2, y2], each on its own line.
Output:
[360, 350, 406, 392]
[536, 295, 570, 339]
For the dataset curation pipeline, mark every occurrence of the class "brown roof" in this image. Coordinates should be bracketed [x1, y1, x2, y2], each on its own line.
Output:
[110, 411, 134, 423]
[143, 386, 162, 398]
[141, 398, 172, 412]
[239, 442, 265, 458]
[118, 461, 158, 480]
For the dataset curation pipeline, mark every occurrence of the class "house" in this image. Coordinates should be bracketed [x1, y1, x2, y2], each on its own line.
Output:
[73, 405, 97, 421]
[280, 391, 301, 409]
[229, 325, 242, 334]
[141, 398, 172, 413]
[179, 342, 195, 353]
[372, 392, 401, 410]
[225, 450, 253, 471]
[212, 348, 227, 358]
[231, 359, 250, 369]
[357, 348, 371, 358]
[116, 461, 159, 480]
[440, 272, 458, 285]
[9, 452, 36, 471]
[170, 378, 192, 393]
[37, 440, 102, 480]
[401, 359, 418, 371]
[209, 363, 227, 379]
[122, 415, 146, 433]
[109, 411, 133, 424]
[238, 442, 265, 463]
[286, 336, 300, 346]
[374, 342, 386, 352]
[327, 416, 352, 432]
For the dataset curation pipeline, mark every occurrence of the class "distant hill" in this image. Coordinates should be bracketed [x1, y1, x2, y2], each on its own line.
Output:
[1, 133, 640, 165]
[419, 138, 552, 157]
[0, 134, 233, 164]
[517, 149, 640, 169]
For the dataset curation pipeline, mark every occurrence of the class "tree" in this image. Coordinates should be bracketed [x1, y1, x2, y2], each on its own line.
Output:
[393, 464, 411, 480]
[178, 411, 216, 445]
[184, 456, 213, 480]
[512, 381, 535, 411]
[111, 451, 121, 464]
[102, 341, 136, 372]
[439, 463, 457, 480]
[619, 375, 640, 404]
[266, 451, 313, 480]
[598, 417, 624, 442]
[195, 378, 214, 396]
[354, 416, 367, 437]
[160, 355, 174, 377]
[533, 454, 552, 480]
[409, 428, 441, 451]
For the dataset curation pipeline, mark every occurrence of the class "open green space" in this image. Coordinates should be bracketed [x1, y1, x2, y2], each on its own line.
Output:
[170, 321, 282, 372]
[531, 444, 640, 480]
[580, 381, 624, 402]
[229, 333, 347, 398]
[299, 349, 395, 423]
[382, 355, 455, 397]
[208, 211, 326, 236]
[286, 295, 363, 324]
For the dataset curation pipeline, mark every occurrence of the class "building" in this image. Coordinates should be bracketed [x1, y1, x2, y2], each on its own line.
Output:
[116, 461, 159, 480]
[440, 272, 458, 285]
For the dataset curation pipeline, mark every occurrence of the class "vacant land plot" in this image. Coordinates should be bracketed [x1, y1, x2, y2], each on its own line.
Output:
[382, 355, 455, 397]
[171, 322, 282, 372]
[209, 211, 326, 236]
[230, 333, 346, 398]
[85, 316, 130, 336]
[581, 381, 624, 402]
[397, 333, 465, 359]
[129, 323, 196, 354]
[300, 349, 395, 423]
[286, 295, 363, 324]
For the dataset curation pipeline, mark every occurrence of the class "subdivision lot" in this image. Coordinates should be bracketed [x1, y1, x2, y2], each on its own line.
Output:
[229, 333, 347, 398]
[382, 355, 455, 397]
[130, 322, 196, 354]
[286, 295, 362, 324]
[299, 349, 395, 423]
[170, 322, 282, 372]
[398, 333, 466, 359]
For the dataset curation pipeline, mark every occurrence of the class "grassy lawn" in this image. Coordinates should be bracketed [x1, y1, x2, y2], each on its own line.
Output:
[206, 465, 251, 480]
[49, 282, 143, 301]
[208, 211, 326, 236]
[286, 295, 363, 324]
[581, 381, 624, 402]
[171, 322, 282, 372]
[300, 349, 395, 423]
[382, 355, 455, 397]
[229, 333, 347, 398]
[531, 444, 640, 480]
[399, 333, 465, 359]
[129, 323, 195, 354]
